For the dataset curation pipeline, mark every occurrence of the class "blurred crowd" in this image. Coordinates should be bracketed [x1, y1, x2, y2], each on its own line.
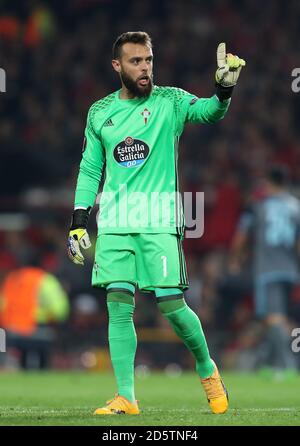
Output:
[1, 0, 300, 371]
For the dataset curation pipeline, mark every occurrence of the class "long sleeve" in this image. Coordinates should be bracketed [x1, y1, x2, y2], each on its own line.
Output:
[74, 106, 106, 209]
[185, 95, 230, 124]
[174, 88, 230, 135]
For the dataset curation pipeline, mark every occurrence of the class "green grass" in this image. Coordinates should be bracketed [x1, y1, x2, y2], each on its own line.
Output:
[0, 371, 299, 426]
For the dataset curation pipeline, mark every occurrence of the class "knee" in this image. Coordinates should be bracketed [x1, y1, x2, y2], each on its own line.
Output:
[154, 288, 184, 315]
[106, 282, 135, 304]
[156, 295, 186, 316]
[106, 283, 135, 320]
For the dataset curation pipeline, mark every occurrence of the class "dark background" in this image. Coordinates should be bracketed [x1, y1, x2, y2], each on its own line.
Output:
[1, 0, 300, 371]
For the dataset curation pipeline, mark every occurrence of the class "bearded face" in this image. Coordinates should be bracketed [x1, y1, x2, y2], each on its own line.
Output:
[120, 69, 153, 98]
[112, 42, 154, 99]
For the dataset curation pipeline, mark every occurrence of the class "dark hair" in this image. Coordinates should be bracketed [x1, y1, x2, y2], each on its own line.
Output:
[112, 31, 152, 59]
[266, 165, 289, 186]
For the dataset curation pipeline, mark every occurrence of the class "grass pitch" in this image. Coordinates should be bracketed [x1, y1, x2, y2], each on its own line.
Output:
[0, 371, 299, 426]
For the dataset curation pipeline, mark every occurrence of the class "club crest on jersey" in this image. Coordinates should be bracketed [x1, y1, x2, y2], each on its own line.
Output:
[113, 136, 150, 168]
[141, 108, 151, 124]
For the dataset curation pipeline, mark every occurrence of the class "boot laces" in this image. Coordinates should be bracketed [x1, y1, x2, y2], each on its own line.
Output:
[201, 372, 225, 400]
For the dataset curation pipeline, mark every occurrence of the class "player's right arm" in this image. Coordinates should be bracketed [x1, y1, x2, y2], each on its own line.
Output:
[68, 104, 106, 265]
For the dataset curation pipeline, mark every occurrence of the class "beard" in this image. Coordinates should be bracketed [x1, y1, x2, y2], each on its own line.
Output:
[120, 70, 153, 98]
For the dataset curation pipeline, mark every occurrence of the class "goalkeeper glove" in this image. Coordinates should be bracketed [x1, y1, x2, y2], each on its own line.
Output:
[215, 42, 246, 88]
[67, 207, 92, 265]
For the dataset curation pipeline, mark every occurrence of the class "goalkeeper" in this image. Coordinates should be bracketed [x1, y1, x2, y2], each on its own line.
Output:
[68, 32, 245, 415]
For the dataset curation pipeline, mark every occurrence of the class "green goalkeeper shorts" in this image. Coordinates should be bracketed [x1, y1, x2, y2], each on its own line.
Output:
[92, 233, 189, 292]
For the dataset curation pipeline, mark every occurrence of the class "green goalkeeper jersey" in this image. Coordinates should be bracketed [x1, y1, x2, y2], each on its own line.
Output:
[74, 86, 230, 237]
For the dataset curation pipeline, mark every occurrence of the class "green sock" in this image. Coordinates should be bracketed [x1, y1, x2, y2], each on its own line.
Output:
[158, 299, 214, 378]
[107, 291, 136, 403]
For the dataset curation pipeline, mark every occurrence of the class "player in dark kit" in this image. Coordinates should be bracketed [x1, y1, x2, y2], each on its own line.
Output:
[68, 31, 245, 414]
[231, 166, 300, 378]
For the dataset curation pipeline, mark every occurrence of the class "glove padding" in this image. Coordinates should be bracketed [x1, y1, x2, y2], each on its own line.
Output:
[215, 42, 246, 87]
[68, 228, 91, 265]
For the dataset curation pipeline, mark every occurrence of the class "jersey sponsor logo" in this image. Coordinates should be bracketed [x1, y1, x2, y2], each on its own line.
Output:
[113, 137, 150, 168]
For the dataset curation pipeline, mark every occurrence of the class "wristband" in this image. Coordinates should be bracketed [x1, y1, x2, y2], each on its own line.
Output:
[70, 207, 91, 230]
[215, 83, 234, 102]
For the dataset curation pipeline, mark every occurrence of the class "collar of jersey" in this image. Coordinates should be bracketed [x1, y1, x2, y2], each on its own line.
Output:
[115, 89, 150, 105]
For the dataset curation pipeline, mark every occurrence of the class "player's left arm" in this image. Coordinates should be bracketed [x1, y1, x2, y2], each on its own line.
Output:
[179, 43, 246, 126]
[228, 207, 253, 273]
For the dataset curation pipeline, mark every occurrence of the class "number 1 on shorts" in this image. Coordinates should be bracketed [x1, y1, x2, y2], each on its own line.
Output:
[161, 255, 168, 278]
